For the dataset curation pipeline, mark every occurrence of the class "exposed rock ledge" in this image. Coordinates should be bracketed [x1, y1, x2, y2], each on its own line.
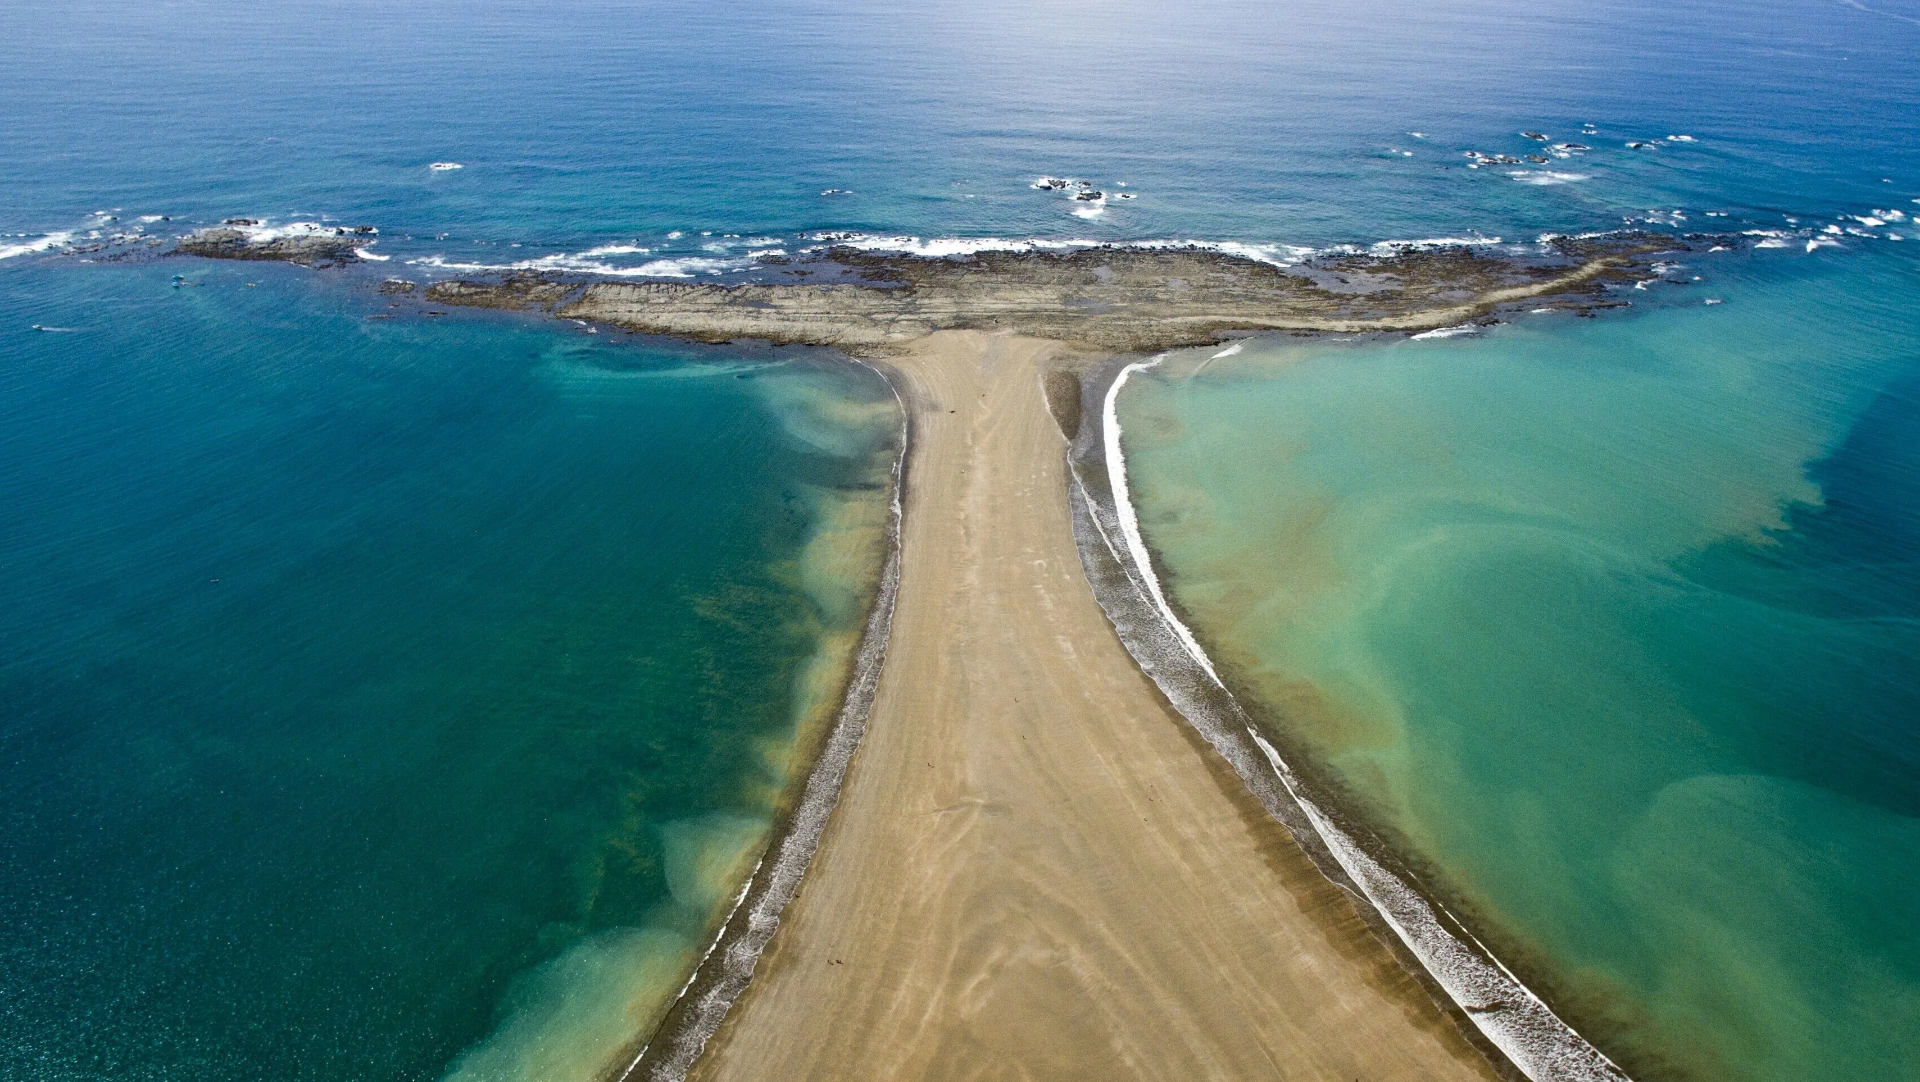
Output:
[422, 236, 1695, 353]
[177, 222, 377, 266]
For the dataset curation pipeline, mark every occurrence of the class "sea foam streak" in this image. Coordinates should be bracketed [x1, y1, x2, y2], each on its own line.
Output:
[0, 232, 74, 260]
[1507, 171, 1590, 185]
[1103, 355, 1224, 685]
[823, 234, 1317, 266]
[410, 252, 761, 278]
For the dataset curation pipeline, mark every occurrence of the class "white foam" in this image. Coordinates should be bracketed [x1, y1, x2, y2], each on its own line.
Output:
[1410, 324, 1482, 339]
[1745, 229, 1797, 250]
[0, 231, 74, 260]
[826, 234, 1098, 258]
[219, 219, 379, 243]
[1369, 236, 1503, 255]
[1102, 356, 1224, 687]
[1807, 236, 1842, 251]
[1247, 732, 1629, 1082]
[409, 250, 758, 279]
[1071, 204, 1108, 219]
[354, 248, 390, 262]
[1507, 171, 1590, 185]
[1171, 239, 1317, 265]
[1209, 342, 1244, 359]
[578, 243, 652, 257]
[429, 162, 463, 171]
[1666, 134, 1696, 142]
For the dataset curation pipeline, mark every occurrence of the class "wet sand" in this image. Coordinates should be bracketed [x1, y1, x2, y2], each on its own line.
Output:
[686, 330, 1501, 1082]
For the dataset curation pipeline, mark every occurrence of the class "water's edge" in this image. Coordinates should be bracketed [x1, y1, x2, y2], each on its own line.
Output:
[614, 360, 911, 1082]
[1067, 353, 1631, 1082]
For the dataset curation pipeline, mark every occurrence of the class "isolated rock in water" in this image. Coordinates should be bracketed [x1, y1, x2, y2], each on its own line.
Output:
[176, 224, 368, 266]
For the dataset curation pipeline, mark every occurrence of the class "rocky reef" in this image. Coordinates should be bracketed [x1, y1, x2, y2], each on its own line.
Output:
[176, 220, 377, 266]
[421, 235, 1697, 353]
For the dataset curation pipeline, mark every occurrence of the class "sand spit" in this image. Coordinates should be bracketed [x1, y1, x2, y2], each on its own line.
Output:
[179, 235, 1676, 1079]
[670, 331, 1506, 1082]
[422, 237, 1690, 351]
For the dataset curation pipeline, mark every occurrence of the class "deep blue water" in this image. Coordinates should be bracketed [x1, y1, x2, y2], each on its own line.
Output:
[3, 1, 1918, 1080]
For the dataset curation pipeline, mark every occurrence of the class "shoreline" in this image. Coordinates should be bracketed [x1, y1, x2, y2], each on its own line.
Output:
[672, 330, 1506, 1082]
[1069, 353, 1631, 1082]
[612, 361, 911, 1082]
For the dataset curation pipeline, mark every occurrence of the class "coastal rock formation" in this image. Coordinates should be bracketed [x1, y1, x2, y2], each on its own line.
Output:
[176, 223, 376, 266]
[424, 236, 1692, 353]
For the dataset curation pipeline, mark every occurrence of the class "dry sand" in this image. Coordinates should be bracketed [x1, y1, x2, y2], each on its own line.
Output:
[687, 330, 1501, 1082]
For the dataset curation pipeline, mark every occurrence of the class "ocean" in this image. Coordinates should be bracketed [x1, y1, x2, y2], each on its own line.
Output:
[2, 0, 1916, 1080]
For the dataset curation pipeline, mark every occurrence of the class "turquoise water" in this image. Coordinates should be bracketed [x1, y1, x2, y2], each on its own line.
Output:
[0, 260, 898, 1081]
[3, 0, 1918, 1079]
[1119, 246, 1920, 1081]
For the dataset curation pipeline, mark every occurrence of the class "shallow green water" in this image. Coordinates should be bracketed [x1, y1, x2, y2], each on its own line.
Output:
[1119, 248, 1920, 1082]
[0, 260, 898, 1082]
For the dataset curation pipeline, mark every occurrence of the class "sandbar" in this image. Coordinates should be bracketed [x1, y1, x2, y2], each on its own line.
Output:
[669, 330, 1503, 1082]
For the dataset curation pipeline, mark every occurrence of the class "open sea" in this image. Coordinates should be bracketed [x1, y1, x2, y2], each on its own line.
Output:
[2, 1, 1916, 1080]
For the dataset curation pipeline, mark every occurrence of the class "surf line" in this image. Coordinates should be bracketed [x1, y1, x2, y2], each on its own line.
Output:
[1100, 353, 1222, 686]
[1072, 347, 1632, 1082]
[618, 363, 910, 1082]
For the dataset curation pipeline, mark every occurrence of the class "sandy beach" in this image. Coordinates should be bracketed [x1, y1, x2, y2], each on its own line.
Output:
[683, 330, 1501, 1082]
